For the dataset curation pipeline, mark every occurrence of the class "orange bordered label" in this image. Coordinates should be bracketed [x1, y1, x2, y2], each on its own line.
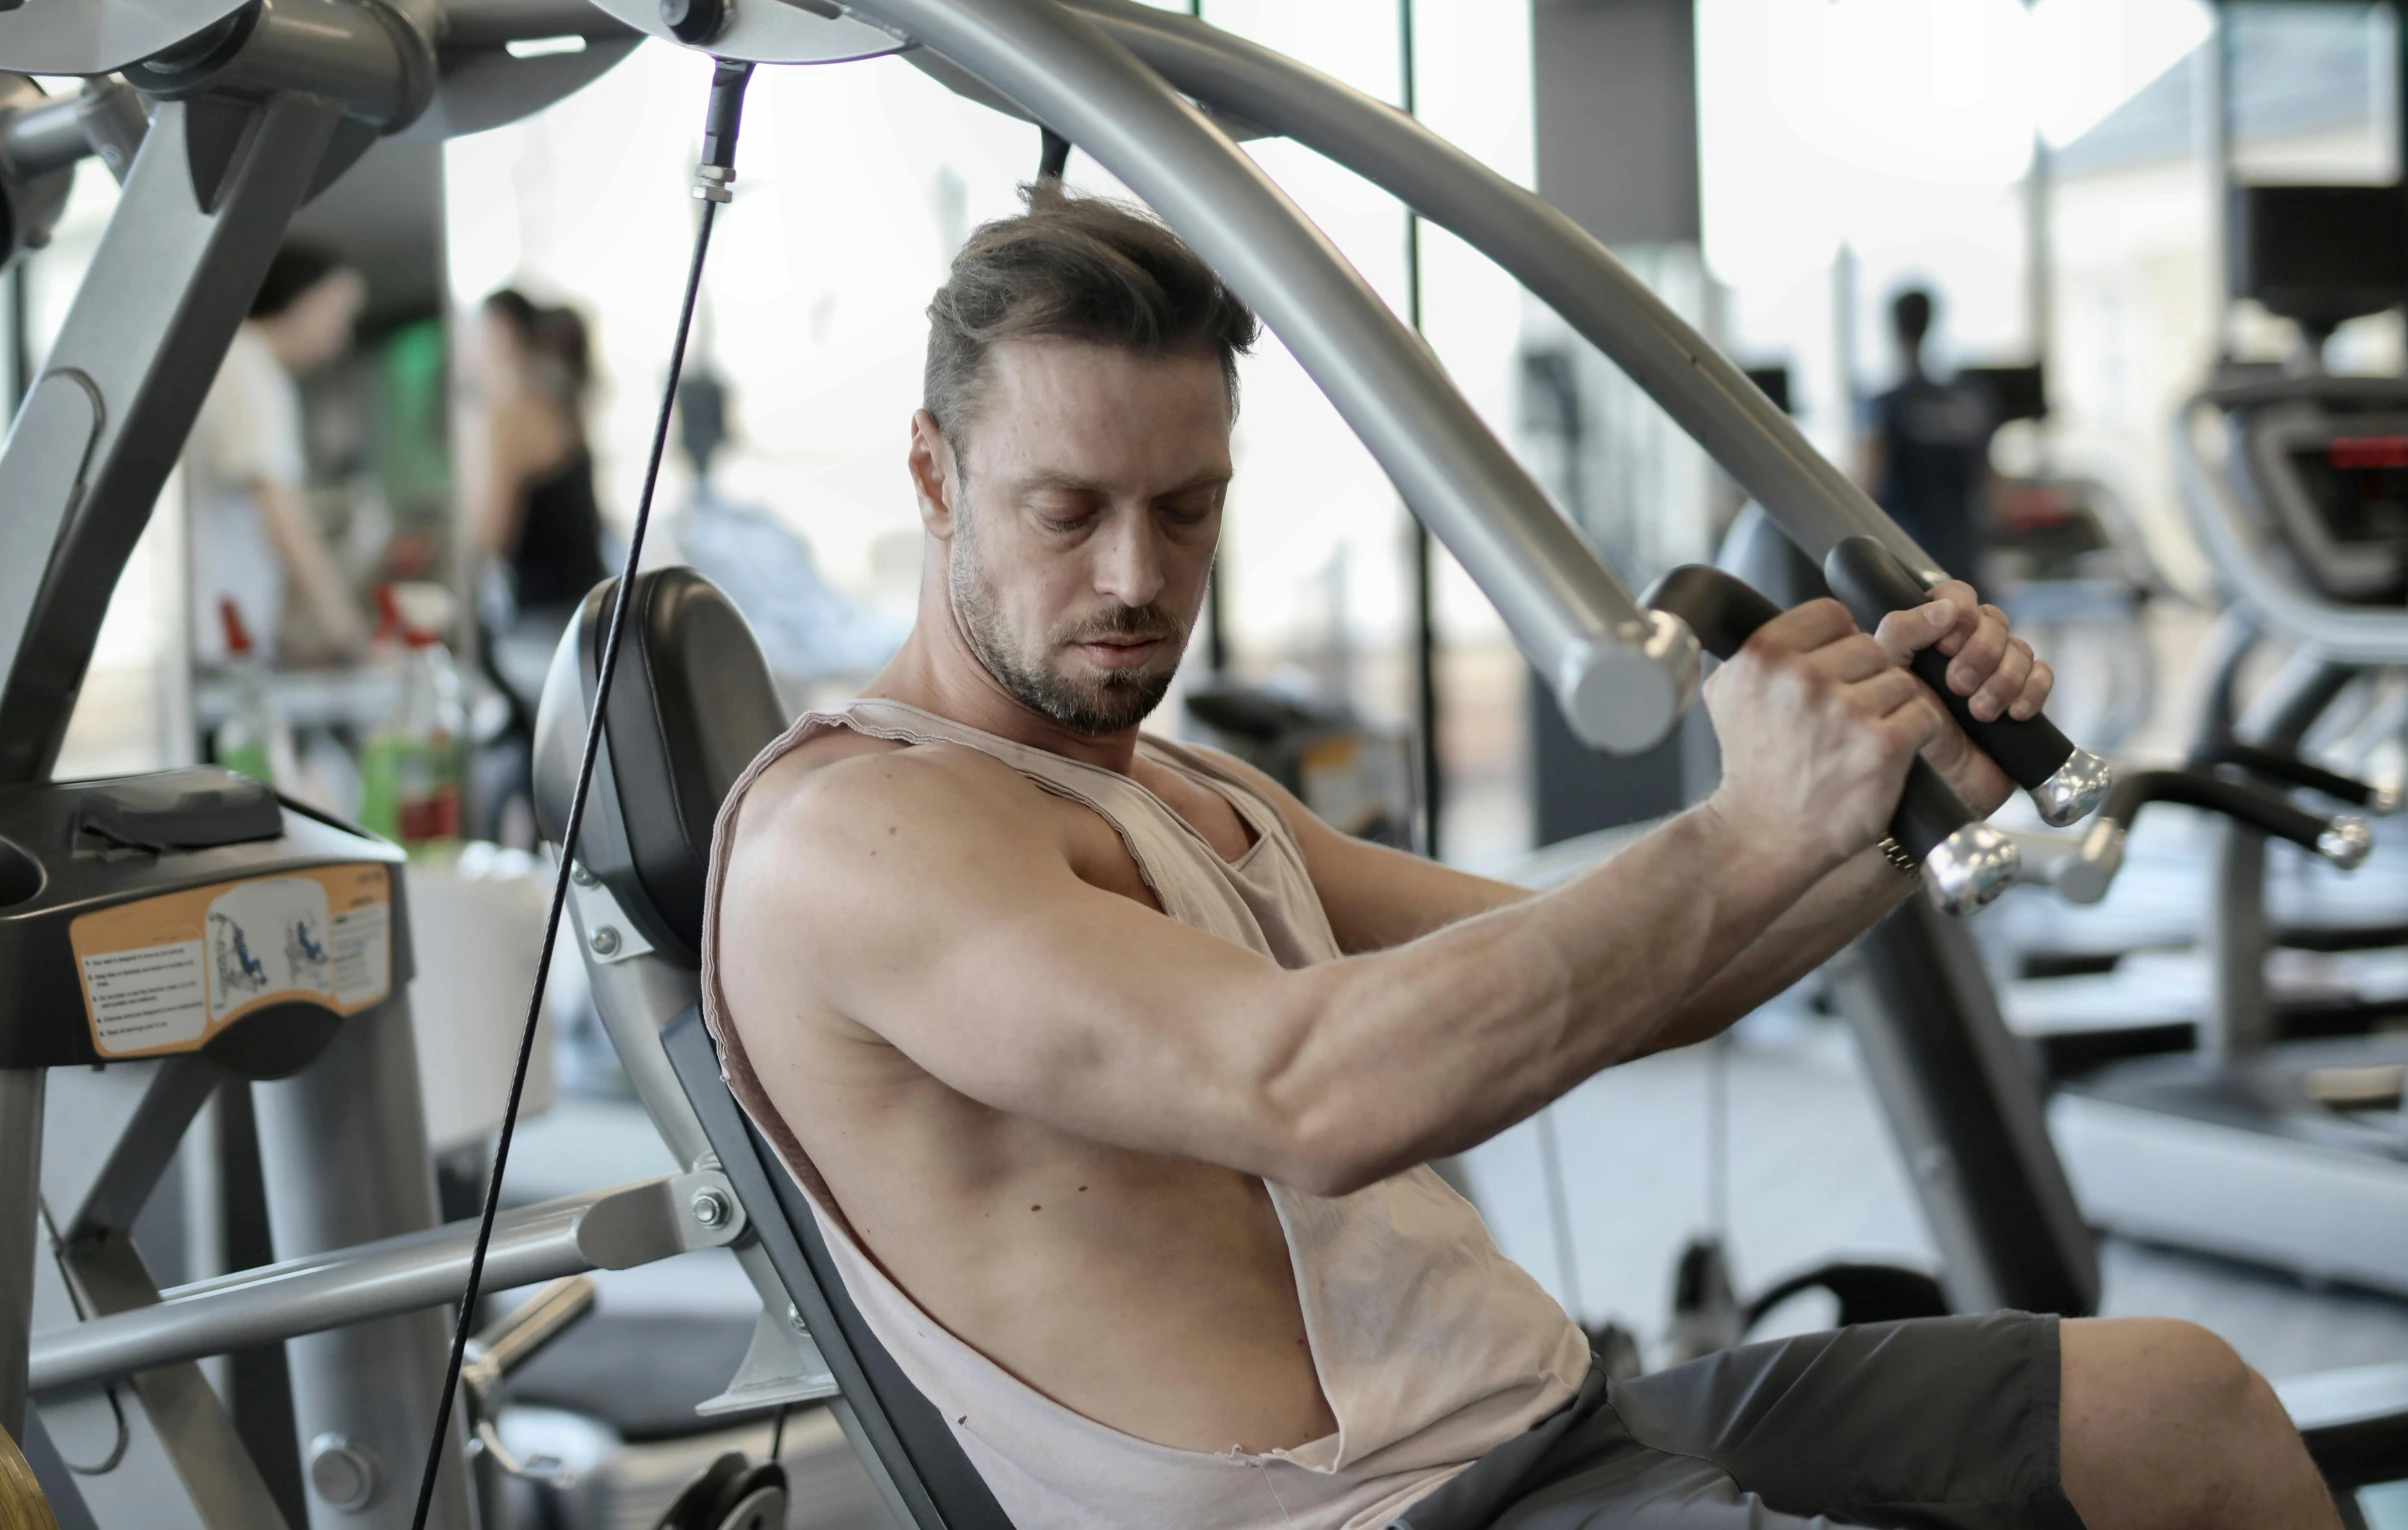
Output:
[69, 864, 394, 1059]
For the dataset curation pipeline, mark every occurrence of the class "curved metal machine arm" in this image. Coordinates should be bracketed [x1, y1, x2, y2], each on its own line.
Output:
[594, 0, 1701, 753]
[864, 0, 1699, 754]
[1047, 0, 1939, 581]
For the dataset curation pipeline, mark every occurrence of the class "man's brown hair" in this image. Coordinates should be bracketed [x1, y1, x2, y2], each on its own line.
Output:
[923, 183, 1259, 469]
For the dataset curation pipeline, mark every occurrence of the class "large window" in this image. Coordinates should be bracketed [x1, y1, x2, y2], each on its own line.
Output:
[447, 7, 1540, 863]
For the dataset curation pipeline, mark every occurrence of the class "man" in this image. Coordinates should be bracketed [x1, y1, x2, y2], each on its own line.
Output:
[1859, 286, 1998, 588]
[708, 189, 2335, 1528]
[188, 245, 371, 668]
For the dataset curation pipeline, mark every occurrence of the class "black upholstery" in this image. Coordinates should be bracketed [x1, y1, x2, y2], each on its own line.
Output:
[534, 569, 788, 964]
[534, 566, 1012, 1528]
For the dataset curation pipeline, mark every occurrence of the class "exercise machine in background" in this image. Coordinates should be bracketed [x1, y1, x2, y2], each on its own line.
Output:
[2050, 178, 2408, 1297]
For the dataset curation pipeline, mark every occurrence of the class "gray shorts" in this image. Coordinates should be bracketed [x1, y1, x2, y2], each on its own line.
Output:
[1393, 1312, 2083, 1529]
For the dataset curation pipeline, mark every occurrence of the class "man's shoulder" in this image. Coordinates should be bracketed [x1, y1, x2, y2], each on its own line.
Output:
[730, 726, 1052, 877]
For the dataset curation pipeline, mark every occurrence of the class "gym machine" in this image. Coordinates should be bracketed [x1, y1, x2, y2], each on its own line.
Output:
[2048, 176, 2408, 1297]
[0, 4, 2170, 1530]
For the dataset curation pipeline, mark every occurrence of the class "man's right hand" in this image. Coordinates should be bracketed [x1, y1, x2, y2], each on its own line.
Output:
[1698, 596, 1948, 875]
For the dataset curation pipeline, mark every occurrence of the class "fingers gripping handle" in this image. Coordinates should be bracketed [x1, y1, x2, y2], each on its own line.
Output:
[1641, 565, 2019, 915]
[1822, 536, 2112, 827]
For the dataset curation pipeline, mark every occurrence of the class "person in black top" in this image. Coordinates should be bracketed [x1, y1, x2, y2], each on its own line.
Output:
[1860, 287, 1997, 584]
[461, 289, 612, 844]
[465, 288, 609, 615]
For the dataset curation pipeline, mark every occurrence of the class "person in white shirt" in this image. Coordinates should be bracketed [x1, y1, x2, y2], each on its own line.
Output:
[187, 245, 370, 667]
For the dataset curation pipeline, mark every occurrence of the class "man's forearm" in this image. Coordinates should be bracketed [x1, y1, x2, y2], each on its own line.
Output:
[1282, 805, 1836, 1187]
[1637, 843, 1914, 1054]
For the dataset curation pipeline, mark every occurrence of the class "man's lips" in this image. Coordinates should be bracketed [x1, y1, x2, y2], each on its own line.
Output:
[1072, 635, 1167, 669]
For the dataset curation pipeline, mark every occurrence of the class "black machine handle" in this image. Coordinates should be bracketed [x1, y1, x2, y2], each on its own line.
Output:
[1642, 564, 2019, 915]
[2054, 768, 2371, 904]
[1822, 536, 2113, 828]
[2191, 740, 2402, 816]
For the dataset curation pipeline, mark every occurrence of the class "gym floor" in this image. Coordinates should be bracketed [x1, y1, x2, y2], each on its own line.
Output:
[1459, 1000, 2408, 1380]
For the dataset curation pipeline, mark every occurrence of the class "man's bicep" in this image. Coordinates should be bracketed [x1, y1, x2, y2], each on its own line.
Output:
[1195, 747, 1528, 951]
[738, 772, 1311, 1165]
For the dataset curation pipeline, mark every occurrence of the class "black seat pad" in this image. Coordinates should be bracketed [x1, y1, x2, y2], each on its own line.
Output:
[535, 568, 788, 963]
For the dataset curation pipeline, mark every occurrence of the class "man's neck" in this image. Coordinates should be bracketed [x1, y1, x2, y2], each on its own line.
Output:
[865, 625, 1148, 776]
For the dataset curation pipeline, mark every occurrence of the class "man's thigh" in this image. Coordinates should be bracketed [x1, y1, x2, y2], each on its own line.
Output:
[1456, 1314, 2084, 1529]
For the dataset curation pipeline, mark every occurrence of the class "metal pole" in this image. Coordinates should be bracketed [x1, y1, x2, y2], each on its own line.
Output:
[2027, 132, 2053, 470]
[31, 1171, 733, 1397]
[1185, 0, 1230, 679]
[2203, 1, 2233, 360]
[4, 263, 25, 418]
[252, 993, 471, 1530]
[1398, 0, 1440, 860]
[0, 1069, 41, 1441]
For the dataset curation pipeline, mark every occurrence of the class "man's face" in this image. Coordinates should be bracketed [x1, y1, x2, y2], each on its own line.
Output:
[916, 339, 1231, 736]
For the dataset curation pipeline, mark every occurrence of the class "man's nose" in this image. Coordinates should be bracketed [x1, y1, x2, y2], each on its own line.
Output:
[1092, 509, 1167, 609]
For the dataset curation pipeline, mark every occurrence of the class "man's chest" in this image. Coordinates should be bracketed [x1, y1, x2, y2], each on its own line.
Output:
[1044, 757, 1257, 909]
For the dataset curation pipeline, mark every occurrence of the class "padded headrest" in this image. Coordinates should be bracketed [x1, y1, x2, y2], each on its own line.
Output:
[533, 568, 787, 965]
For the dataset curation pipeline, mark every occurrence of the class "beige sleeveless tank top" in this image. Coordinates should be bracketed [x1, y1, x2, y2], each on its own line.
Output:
[700, 698, 1589, 1530]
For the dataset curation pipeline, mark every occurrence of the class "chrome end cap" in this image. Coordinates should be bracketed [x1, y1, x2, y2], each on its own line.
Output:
[1556, 611, 1702, 757]
[2054, 821, 2128, 906]
[2369, 782, 2402, 817]
[2318, 816, 2375, 871]
[2031, 748, 2114, 828]
[1922, 823, 2022, 915]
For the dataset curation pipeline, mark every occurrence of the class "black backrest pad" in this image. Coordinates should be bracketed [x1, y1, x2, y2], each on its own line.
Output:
[581, 569, 789, 959]
[664, 1009, 1015, 1530]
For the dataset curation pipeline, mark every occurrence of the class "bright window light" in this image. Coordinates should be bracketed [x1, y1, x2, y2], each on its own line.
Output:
[2028, 0, 2213, 149]
[504, 35, 588, 60]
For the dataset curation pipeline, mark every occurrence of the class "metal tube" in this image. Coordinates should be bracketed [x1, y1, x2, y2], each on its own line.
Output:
[0, 96, 89, 180]
[0, 95, 345, 782]
[852, 0, 1695, 753]
[1063, 0, 1940, 581]
[441, 0, 642, 49]
[253, 993, 469, 1530]
[0, 1069, 41, 1440]
[29, 1184, 636, 1399]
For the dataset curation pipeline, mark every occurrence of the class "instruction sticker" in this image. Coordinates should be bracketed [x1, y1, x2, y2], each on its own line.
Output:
[70, 864, 394, 1059]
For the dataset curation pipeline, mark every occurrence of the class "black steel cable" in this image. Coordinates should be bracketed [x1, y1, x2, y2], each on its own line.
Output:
[407, 61, 753, 1530]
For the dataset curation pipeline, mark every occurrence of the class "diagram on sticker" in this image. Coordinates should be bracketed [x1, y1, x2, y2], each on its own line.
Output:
[205, 877, 335, 1021]
[285, 914, 330, 989]
[210, 911, 271, 998]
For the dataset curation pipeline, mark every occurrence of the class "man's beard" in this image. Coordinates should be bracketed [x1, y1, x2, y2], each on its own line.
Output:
[949, 528, 1187, 737]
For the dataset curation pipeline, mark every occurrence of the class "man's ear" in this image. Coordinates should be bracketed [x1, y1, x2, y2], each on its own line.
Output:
[908, 409, 961, 540]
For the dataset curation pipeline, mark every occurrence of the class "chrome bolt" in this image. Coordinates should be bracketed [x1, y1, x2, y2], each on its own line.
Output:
[589, 926, 621, 957]
[308, 1433, 380, 1512]
[570, 862, 597, 887]
[690, 1188, 732, 1227]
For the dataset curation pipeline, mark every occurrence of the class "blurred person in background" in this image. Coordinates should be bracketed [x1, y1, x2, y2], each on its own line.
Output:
[188, 244, 371, 667]
[1859, 286, 1998, 585]
[464, 287, 609, 635]
[460, 288, 611, 845]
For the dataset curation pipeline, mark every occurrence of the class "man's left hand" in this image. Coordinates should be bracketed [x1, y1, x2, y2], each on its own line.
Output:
[1872, 581, 2054, 818]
